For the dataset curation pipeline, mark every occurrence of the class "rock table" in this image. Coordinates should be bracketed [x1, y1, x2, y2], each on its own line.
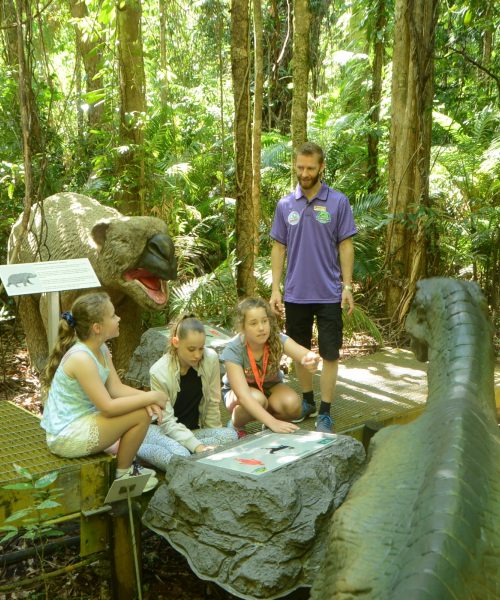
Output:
[143, 430, 365, 599]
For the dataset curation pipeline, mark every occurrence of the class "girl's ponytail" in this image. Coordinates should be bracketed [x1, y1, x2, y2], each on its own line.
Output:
[42, 318, 77, 400]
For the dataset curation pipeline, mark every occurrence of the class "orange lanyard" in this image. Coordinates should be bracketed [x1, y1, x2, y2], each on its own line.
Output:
[246, 343, 269, 393]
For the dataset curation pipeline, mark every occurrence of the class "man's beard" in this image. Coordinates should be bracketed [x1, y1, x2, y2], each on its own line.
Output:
[298, 172, 321, 190]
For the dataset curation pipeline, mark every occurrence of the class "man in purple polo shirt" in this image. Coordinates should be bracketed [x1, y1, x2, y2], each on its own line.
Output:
[270, 142, 357, 433]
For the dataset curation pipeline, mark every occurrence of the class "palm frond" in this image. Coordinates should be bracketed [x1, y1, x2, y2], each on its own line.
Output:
[343, 304, 383, 346]
[170, 256, 237, 327]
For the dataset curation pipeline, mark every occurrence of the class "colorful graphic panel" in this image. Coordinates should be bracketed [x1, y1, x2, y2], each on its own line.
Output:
[196, 430, 338, 476]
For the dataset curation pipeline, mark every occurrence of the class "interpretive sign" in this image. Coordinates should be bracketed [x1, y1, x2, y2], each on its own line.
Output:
[0, 258, 100, 297]
[196, 430, 338, 476]
[0, 258, 100, 351]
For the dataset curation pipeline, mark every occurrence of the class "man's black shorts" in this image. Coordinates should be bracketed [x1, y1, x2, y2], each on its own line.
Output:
[284, 302, 343, 361]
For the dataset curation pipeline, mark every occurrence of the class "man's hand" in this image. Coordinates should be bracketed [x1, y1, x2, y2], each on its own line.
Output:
[341, 288, 355, 315]
[270, 290, 284, 316]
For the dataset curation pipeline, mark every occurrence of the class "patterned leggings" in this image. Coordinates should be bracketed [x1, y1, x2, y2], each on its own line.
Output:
[137, 424, 238, 471]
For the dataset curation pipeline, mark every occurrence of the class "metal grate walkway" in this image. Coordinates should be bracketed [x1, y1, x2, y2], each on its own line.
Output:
[0, 401, 110, 484]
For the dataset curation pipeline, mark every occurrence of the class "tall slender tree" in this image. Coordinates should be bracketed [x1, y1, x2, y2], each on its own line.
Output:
[367, 0, 386, 193]
[2, 0, 43, 156]
[158, 0, 168, 104]
[291, 0, 311, 156]
[265, 0, 293, 132]
[231, 0, 255, 297]
[116, 0, 147, 215]
[252, 0, 263, 258]
[385, 0, 439, 322]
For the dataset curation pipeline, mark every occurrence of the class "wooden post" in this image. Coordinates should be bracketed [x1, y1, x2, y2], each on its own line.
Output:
[110, 499, 142, 599]
[47, 291, 60, 352]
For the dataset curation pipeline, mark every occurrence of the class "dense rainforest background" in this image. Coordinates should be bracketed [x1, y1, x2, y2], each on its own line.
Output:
[0, 2, 498, 597]
[0, 0, 498, 343]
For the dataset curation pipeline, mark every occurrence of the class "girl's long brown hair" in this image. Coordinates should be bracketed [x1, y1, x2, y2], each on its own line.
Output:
[42, 292, 111, 398]
[235, 297, 282, 374]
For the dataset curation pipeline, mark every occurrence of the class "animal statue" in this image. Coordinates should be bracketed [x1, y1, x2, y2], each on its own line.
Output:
[311, 278, 499, 599]
[8, 192, 177, 372]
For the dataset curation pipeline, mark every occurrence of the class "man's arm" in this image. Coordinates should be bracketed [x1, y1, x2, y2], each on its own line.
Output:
[338, 237, 355, 315]
[270, 240, 286, 315]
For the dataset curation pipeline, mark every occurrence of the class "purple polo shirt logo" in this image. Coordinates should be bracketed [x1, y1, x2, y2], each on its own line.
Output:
[288, 210, 300, 225]
[315, 210, 331, 224]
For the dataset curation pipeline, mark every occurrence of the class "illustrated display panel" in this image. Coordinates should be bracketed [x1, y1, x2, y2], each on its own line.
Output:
[196, 430, 338, 476]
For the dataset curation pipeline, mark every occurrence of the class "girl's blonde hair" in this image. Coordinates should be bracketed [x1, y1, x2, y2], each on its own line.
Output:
[42, 292, 111, 396]
[167, 313, 205, 356]
[235, 297, 282, 374]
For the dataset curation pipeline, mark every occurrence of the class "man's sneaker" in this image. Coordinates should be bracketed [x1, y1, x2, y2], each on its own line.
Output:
[227, 419, 247, 439]
[292, 401, 318, 423]
[316, 413, 333, 433]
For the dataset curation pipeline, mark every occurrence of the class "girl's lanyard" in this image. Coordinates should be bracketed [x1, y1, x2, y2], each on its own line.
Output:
[246, 343, 269, 393]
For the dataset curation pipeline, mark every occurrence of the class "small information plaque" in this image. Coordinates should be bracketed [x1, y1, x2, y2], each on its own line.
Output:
[196, 430, 338, 476]
[104, 474, 151, 504]
[0, 258, 100, 296]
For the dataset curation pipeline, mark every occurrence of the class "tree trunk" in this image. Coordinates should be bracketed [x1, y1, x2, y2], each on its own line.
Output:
[216, 3, 229, 259]
[385, 0, 439, 322]
[116, 0, 147, 215]
[265, 0, 293, 133]
[231, 0, 255, 297]
[2, 0, 43, 156]
[291, 0, 311, 156]
[2, 0, 19, 67]
[252, 0, 263, 258]
[309, 0, 331, 98]
[8, 0, 39, 267]
[159, 0, 168, 104]
[367, 0, 386, 193]
[68, 0, 104, 130]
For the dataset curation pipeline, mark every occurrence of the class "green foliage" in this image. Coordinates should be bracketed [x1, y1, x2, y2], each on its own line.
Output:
[0, 465, 63, 545]
[169, 254, 238, 328]
[343, 304, 383, 345]
[430, 106, 499, 300]
[351, 192, 386, 282]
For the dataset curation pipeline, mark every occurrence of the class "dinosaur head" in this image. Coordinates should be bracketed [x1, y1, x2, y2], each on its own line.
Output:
[405, 282, 430, 362]
[91, 216, 177, 310]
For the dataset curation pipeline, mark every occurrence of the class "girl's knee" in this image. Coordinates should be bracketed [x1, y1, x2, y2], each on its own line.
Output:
[273, 392, 301, 419]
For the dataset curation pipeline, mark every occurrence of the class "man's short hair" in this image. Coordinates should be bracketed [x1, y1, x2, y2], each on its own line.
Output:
[295, 142, 324, 163]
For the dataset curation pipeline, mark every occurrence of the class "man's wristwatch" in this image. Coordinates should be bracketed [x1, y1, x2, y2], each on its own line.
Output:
[343, 284, 353, 292]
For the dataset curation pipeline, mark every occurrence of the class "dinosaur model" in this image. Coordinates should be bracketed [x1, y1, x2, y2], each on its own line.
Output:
[311, 278, 499, 599]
